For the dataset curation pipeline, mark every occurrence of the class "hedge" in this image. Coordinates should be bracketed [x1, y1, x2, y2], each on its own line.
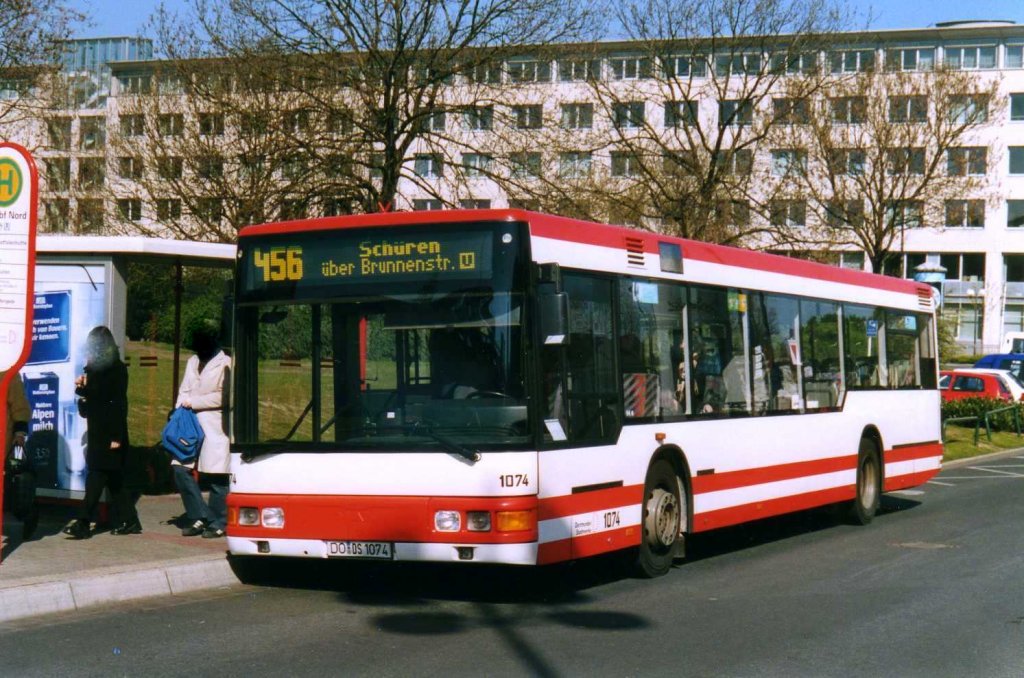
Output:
[942, 397, 1024, 432]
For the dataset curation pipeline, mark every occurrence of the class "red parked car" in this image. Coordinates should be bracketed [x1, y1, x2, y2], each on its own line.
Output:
[939, 369, 1024, 403]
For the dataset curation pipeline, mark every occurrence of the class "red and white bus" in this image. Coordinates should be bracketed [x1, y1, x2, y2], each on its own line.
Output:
[226, 209, 941, 576]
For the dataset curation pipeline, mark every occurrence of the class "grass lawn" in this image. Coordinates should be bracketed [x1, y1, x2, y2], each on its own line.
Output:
[942, 424, 1024, 462]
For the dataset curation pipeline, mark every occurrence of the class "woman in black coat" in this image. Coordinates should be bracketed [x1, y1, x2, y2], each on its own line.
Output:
[62, 326, 141, 539]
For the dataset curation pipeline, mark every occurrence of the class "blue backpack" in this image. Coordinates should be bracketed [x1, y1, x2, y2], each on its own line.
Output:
[162, 407, 205, 463]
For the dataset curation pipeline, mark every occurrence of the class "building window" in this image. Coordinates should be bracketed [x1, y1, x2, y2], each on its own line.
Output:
[466, 61, 501, 84]
[412, 199, 443, 211]
[886, 147, 926, 175]
[771, 52, 818, 75]
[460, 199, 491, 209]
[78, 157, 105, 191]
[117, 72, 151, 94]
[714, 199, 750, 227]
[885, 200, 924, 228]
[885, 47, 935, 71]
[826, 148, 866, 176]
[665, 100, 697, 127]
[156, 198, 182, 221]
[715, 53, 761, 76]
[328, 110, 354, 134]
[663, 55, 707, 78]
[281, 155, 307, 181]
[414, 154, 443, 178]
[613, 101, 645, 128]
[560, 103, 593, 129]
[771, 149, 807, 176]
[198, 155, 225, 180]
[507, 59, 550, 83]
[945, 45, 996, 70]
[889, 96, 927, 123]
[157, 156, 183, 180]
[43, 199, 70, 233]
[770, 200, 807, 227]
[1008, 45, 1024, 69]
[610, 151, 641, 178]
[279, 199, 308, 221]
[826, 200, 865, 228]
[772, 98, 810, 124]
[238, 112, 270, 136]
[830, 96, 867, 124]
[283, 109, 310, 134]
[947, 147, 987, 176]
[839, 251, 865, 270]
[158, 73, 184, 95]
[1010, 147, 1024, 175]
[829, 49, 875, 73]
[1008, 200, 1024, 228]
[610, 55, 651, 80]
[513, 104, 542, 129]
[945, 200, 985, 227]
[79, 117, 105, 151]
[557, 58, 599, 81]
[714, 148, 753, 176]
[158, 113, 184, 136]
[559, 151, 592, 179]
[1011, 93, 1024, 121]
[949, 94, 989, 124]
[199, 112, 224, 136]
[719, 99, 753, 126]
[509, 152, 542, 178]
[462, 153, 493, 177]
[322, 196, 352, 217]
[47, 118, 72, 150]
[463, 106, 493, 130]
[197, 197, 224, 224]
[44, 158, 71, 191]
[117, 156, 143, 180]
[117, 198, 142, 222]
[76, 199, 104, 234]
[119, 114, 144, 137]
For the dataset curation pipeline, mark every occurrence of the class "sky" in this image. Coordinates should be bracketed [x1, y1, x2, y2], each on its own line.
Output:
[71, 0, 1024, 40]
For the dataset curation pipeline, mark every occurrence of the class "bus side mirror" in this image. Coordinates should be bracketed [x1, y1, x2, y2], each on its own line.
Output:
[539, 292, 569, 346]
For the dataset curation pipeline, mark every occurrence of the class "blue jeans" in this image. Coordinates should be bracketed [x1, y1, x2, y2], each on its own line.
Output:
[173, 466, 229, 530]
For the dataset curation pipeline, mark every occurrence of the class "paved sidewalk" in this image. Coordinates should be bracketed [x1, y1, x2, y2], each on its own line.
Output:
[0, 494, 240, 623]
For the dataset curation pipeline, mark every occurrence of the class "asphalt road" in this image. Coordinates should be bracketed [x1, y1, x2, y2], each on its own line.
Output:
[3, 452, 1024, 677]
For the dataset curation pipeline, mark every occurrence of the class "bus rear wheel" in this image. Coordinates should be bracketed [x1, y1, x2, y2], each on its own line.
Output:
[634, 459, 683, 578]
[847, 437, 881, 525]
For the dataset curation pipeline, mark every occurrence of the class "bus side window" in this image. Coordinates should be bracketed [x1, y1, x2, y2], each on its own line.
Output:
[844, 304, 883, 389]
[687, 286, 742, 415]
[800, 300, 841, 409]
[616, 280, 684, 420]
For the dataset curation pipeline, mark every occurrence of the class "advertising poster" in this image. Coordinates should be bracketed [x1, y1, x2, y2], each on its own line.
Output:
[19, 264, 106, 496]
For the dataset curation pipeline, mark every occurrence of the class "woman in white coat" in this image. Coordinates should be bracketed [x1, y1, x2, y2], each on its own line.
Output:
[173, 322, 231, 538]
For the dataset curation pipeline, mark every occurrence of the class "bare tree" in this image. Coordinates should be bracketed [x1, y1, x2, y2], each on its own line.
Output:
[774, 61, 1003, 273]
[135, 0, 601, 233]
[0, 1, 84, 128]
[486, 0, 851, 245]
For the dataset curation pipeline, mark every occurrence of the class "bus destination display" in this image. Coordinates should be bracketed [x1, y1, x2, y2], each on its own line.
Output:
[242, 229, 495, 294]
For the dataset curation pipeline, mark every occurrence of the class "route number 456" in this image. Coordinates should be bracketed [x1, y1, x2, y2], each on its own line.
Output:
[254, 247, 303, 282]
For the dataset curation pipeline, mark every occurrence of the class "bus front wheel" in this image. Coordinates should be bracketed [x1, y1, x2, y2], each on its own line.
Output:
[634, 459, 683, 578]
[847, 437, 881, 525]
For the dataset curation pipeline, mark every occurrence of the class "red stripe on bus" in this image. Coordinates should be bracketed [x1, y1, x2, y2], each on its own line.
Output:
[537, 484, 643, 520]
[886, 442, 943, 463]
[538, 538, 572, 565]
[226, 493, 537, 543]
[571, 525, 642, 559]
[884, 468, 940, 492]
[691, 455, 857, 494]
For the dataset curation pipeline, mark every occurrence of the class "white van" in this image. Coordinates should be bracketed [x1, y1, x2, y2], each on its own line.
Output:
[1002, 332, 1024, 353]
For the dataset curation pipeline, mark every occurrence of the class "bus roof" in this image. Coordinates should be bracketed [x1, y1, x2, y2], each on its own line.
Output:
[238, 209, 932, 300]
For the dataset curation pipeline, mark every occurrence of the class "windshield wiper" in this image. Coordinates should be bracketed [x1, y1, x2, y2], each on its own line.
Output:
[407, 422, 481, 463]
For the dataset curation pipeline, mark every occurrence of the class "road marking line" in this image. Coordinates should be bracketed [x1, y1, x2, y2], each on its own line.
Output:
[937, 476, 1019, 480]
[927, 480, 955, 486]
[890, 489, 925, 496]
[968, 466, 1024, 477]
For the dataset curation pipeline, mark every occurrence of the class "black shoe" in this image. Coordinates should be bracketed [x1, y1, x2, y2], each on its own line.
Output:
[62, 519, 91, 539]
[111, 520, 143, 535]
[201, 527, 226, 539]
[181, 519, 206, 537]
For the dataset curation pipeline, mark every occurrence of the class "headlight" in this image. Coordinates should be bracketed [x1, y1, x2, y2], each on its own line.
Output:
[466, 511, 491, 532]
[261, 507, 285, 528]
[434, 510, 461, 532]
[238, 507, 260, 526]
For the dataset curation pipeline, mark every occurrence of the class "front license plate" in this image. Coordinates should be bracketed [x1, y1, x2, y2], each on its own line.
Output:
[325, 540, 393, 559]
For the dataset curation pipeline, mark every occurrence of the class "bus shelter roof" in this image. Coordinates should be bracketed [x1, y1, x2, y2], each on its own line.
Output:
[36, 235, 235, 266]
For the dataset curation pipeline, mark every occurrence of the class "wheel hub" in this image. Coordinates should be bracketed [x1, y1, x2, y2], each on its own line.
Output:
[645, 487, 679, 549]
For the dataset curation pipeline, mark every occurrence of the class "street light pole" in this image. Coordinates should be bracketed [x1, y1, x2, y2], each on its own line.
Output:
[967, 288, 981, 355]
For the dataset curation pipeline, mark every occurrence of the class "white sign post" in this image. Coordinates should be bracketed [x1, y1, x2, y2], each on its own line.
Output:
[0, 143, 38, 561]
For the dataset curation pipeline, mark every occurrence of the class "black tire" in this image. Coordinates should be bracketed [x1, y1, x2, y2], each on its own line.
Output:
[634, 459, 684, 578]
[847, 437, 881, 525]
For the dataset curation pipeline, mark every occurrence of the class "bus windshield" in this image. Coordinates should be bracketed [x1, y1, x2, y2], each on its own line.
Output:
[239, 290, 528, 450]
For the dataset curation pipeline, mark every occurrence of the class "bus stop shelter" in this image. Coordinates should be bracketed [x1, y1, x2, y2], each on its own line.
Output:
[17, 236, 234, 502]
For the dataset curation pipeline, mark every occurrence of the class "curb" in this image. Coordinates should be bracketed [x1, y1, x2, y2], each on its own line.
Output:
[0, 556, 240, 624]
[942, 446, 1024, 469]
